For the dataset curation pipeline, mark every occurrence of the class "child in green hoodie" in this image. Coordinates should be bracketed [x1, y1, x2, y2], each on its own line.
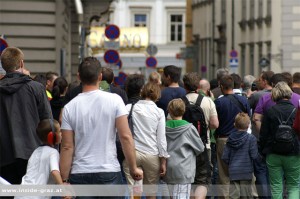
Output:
[165, 99, 204, 199]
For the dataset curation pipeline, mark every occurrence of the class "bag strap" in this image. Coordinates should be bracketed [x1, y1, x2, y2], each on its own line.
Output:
[181, 95, 190, 106]
[195, 94, 204, 107]
[282, 108, 296, 125]
[128, 102, 137, 120]
[225, 94, 247, 113]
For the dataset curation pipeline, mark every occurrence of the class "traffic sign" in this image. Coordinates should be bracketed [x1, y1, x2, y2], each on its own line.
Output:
[146, 56, 157, 68]
[146, 44, 158, 56]
[201, 65, 207, 73]
[104, 50, 120, 64]
[229, 58, 238, 67]
[116, 60, 122, 69]
[114, 72, 127, 85]
[0, 38, 8, 55]
[105, 24, 120, 40]
[230, 50, 238, 58]
[104, 41, 120, 49]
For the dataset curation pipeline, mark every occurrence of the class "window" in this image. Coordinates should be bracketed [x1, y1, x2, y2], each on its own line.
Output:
[221, 0, 226, 24]
[240, 44, 246, 76]
[250, 0, 255, 19]
[134, 14, 147, 27]
[249, 44, 255, 75]
[170, 14, 183, 42]
[258, 0, 263, 18]
[267, 0, 271, 16]
[241, 0, 247, 20]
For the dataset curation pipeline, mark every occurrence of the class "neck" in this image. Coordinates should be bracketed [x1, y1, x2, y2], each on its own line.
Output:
[222, 89, 234, 95]
[169, 82, 179, 87]
[292, 83, 300, 88]
[172, 116, 182, 120]
[82, 83, 99, 92]
[264, 85, 272, 90]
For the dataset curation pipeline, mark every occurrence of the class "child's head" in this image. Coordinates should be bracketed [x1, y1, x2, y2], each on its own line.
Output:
[167, 99, 186, 119]
[234, 113, 250, 131]
[36, 119, 61, 146]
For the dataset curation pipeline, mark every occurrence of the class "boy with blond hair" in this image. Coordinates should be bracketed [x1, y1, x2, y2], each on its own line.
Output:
[165, 99, 204, 199]
[222, 113, 258, 199]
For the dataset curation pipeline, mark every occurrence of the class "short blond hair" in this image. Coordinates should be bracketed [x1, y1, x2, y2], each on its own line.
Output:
[148, 71, 161, 85]
[271, 81, 292, 102]
[167, 99, 186, 118]
[234, 113, 250, 130]
[0, 47, 24, 72]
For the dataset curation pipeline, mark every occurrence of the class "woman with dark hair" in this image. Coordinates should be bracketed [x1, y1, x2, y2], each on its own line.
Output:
[50, 76, 68, 121]
[260, 82, 300, 199]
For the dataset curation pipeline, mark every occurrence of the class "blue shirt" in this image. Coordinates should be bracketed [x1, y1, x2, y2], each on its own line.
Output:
[157, 87, 186, 117]
[215, 94, 251, 136]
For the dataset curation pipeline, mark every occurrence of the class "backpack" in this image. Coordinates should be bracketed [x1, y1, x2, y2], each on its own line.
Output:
[182, 95, 208, 144]
[272, 107, 297, 155]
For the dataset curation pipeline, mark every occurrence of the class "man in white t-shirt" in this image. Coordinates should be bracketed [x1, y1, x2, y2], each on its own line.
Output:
[60, 57, 143, 198]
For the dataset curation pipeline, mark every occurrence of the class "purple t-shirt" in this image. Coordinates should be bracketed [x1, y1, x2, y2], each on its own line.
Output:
[254, 92, 300, 114]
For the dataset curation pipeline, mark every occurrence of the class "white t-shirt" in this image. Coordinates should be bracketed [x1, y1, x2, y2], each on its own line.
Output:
[61, 90, 128, 174]
[20, 146, 59, 185]
[126, 100, 169, 158]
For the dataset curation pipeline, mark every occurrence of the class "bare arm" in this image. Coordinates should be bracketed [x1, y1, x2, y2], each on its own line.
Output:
[51, 170, 63, 184]
[253, 113, 263, 133]
[116, 115, 143, 180]
[59, 130, 75, 181]
[159, 157, 167, 176]
[209, 115, 219, 129]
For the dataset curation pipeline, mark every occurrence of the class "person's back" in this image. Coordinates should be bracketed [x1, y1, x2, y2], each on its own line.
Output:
[222, 113, 258, 199]
[156, 65, 186, 116]
[165, 99, 204, 198]
[0, 47, 51, 184]
[63, 88, 125, 173]
[60, 57, 143, 193]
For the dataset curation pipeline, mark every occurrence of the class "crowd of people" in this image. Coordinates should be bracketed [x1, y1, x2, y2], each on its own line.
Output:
[0, 46, 299, 199]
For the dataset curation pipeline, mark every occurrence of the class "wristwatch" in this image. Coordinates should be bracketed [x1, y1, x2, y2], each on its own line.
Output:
[63, 179, 70, 183]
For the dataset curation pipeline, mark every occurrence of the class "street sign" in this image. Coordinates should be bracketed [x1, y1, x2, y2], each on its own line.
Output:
[146, 56, 157, 68]
[116, 60, 122, 69]
[105, 24, 120, 40]
[114, 72, 127, 85]
[201, 65, 207, 73]
[146, 44, 158, 56]
[180, 47, 195, 59]
[230, 50, 238, 58]
[104, 41, 120, 49]
[104, 50, 120, 64]
[0, 38, 8, 55]
[229, 58, 238, 67]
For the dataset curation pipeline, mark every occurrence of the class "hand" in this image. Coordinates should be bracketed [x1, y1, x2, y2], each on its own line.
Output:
[160, 162, 166, 177]
[130, 167, 143, 181]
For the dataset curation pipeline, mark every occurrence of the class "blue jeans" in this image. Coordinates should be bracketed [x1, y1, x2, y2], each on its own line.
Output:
[253, 154, 271, 198]
[70, 172, 123, 199]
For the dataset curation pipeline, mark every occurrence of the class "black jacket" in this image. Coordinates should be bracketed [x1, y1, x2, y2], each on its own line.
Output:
[0, 72, 51, 166]
[259, 100, 298, 156]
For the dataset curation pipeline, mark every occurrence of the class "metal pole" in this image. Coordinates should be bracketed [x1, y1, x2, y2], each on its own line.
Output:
[211, 0, 215, 79]
[231, 0, 234, 50]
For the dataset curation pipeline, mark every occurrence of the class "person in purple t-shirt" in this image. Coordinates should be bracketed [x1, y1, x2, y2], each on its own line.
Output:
[253, 73, 300, 132]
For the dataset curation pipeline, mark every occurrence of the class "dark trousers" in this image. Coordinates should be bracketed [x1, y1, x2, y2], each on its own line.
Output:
[70, 172, 123, 199]
[253, 154, 271, 198]
[0, 159, 28, 184]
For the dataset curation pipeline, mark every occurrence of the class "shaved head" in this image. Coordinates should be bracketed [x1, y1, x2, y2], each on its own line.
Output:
[199, 79, 210, 91]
